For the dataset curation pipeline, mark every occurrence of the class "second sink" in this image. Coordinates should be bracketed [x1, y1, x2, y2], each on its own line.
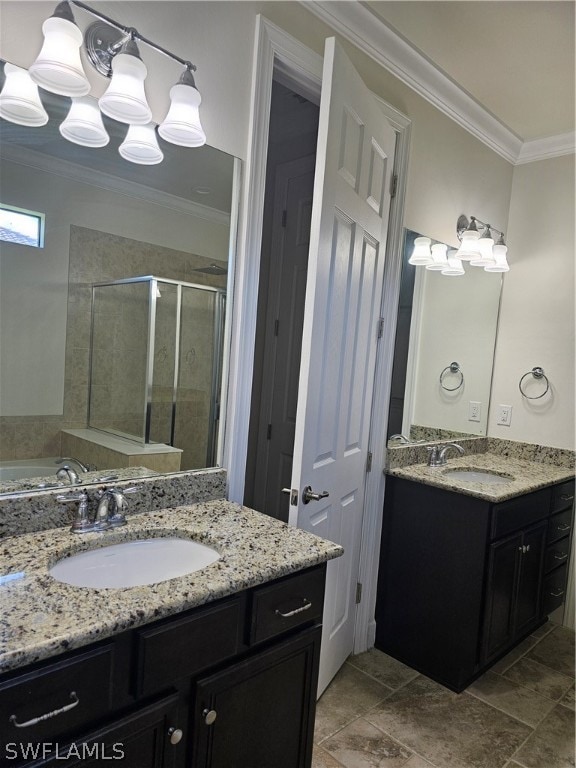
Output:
[442, 468, 513, 485]
[50, 537, 220, 589]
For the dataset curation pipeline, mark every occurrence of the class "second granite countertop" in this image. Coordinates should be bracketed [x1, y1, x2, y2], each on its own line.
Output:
[0, 500, 343, 674]
[387, 451, 574, 501]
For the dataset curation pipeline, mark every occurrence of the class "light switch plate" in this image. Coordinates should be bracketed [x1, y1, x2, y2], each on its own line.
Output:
[496, 405, 513, 426]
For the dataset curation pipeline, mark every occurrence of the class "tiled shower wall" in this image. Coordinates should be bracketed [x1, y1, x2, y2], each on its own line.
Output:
[0, 225, 225, 467]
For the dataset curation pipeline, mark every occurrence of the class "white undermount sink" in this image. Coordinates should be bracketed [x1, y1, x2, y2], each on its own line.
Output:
[442, 469, 513, 485]
[49, 538, 220, 588]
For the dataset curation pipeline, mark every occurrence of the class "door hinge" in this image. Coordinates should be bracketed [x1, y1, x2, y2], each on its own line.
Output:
[281, 209, 287, 227]
[355, 582, 363, 604]
[366, 451, 373, 473]
[390, 174, 398, 198]
[377, 317, 385, 339]
[266, 423, 272, 440]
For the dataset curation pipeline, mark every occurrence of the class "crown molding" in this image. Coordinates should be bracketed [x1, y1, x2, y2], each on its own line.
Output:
[303, 1, 573, 166]
[0, 144, 231, 227]
[516, 132, 576, 165]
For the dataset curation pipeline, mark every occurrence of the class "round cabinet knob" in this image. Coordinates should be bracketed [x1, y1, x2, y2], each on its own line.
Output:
[203, 708, 217, 725]
[168, 727, 183, 745]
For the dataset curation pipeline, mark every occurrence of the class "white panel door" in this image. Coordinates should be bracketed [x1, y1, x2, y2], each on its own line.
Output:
[289, 37, 396, 694]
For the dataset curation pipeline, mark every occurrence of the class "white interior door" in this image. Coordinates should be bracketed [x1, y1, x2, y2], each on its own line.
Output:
[289, 37, 396, 694]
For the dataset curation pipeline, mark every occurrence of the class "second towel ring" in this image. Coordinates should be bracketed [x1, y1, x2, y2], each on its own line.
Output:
[519, 367, 550, 399]
[440, 362, 464, 392]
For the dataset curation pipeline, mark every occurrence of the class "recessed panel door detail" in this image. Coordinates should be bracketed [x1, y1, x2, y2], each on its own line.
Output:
[290, 37, 396, 694]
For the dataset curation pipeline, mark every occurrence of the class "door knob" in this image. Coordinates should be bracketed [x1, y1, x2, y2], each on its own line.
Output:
[302, 486, 329, 504]
[203, 708, 217, 725]
[168, 727, 183, 745]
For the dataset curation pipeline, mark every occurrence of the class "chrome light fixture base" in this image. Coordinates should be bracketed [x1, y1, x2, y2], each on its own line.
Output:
[84, 21, 126, 78]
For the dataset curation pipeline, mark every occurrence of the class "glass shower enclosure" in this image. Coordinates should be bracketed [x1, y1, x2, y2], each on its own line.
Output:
[88, 276, 226, 470]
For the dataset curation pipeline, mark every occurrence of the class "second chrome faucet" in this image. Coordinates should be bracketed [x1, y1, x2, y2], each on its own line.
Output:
[426, 442, 465, 467]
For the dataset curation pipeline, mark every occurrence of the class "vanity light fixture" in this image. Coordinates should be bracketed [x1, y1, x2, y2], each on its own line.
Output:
[0, 64, 49, 126]
[457, 215, 509, 272]
[0, 0, 206, 162]
[426, 242, 448, 271]
[408, 236, 433, 265]
[441, 248, 465, 276]
[59, 95, 109, 147]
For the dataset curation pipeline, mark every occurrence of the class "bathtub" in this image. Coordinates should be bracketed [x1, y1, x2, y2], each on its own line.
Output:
[0, 458, 60, 482]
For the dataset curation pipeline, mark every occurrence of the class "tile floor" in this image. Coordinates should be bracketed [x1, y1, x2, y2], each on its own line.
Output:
[313, 622, 575, 768]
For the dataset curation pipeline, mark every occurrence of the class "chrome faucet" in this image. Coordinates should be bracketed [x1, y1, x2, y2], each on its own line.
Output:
[389, 434, 410, 444]
[56, 457, 92, 473]
[95, 487, 141, 529]
[56, 491, 108, 533]
[427, 442, 465, 467]
[56, 465, 81, 485]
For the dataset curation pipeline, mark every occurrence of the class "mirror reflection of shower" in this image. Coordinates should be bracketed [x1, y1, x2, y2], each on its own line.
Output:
[89, 276, 225, 470]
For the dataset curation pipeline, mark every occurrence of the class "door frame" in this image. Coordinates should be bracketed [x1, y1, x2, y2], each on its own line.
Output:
[224, 15, 411, 653]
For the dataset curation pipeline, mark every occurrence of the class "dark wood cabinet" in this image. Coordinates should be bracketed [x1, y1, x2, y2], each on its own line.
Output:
[192, 628, 321, 768]
[482, 520, 546, 662]
[375, 476, 572, 692]
[2, 564, 326, 768]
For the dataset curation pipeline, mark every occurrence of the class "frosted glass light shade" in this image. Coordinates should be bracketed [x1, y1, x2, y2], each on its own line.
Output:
[119, 123, 164, 164]
[442, 249, 465, 276]
[471, 230, 495, 266]
[408, 237, 432, 265]
[0, 64, 49, 126]
[426, 243, 448, 270]
[99, 52, 152, 125]
[456, 229, 481, 261]
[158, 82, 206, 147]
[60, 96, 109, 147]
[484, 243, 510, 272]
[29, 16, 90, 96]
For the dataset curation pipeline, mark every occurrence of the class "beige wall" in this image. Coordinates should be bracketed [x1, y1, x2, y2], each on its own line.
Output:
[489, 154, 575, 449]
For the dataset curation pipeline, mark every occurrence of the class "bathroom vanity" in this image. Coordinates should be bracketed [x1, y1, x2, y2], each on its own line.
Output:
[0, 501, 342, 767]
[375, 460, 574, 692]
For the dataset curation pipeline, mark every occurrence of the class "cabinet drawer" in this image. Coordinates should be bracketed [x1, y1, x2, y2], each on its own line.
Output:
[545, 536, 571, 573]
[547, 508, 573, 544]
[249, 566, 325, 646]
[491, 488, 550, 540]
[0, 644, 114, 745]
[542, 565, 568, 615]
[551, 480, 575, 513]
[135, 597, 244, 697]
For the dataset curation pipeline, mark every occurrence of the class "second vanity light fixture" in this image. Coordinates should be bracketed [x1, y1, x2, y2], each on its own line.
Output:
[0, 0, 206, 165]
[409, 214, 510, 276]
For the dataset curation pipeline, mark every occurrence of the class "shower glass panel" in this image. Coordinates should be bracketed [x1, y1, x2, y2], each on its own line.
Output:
[89, 276, 225, 468]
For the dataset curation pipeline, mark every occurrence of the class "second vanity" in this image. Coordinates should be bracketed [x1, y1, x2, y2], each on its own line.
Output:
[0, 500, 343, 767]
[375, 447, 574, 692]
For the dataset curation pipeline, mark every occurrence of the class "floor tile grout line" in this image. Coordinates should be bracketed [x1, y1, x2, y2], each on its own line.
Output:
[464, 687, 545, 730]
[360, 714, 441, 768]
[315, 696, 391, 746]
[344, 657, 416, 693]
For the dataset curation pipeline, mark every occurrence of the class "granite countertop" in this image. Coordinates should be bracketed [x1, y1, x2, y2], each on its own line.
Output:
[387, 451, 574, 501]
[0, 500, 343, 674]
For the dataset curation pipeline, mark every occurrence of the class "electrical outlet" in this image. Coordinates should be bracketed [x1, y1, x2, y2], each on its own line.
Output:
[497, 405, 513, 426]
[469, 401, 481, 422]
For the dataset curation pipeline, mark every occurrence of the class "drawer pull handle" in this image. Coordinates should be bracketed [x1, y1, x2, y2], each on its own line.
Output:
[203, 709, 217, 726]
[10, 691, 79, 729]
[560, 494, 574, 501]
[275, 599, 312, 618]
[550, 589, 565, 598]
[557, 523, 571, 532]
[554, 553, 568, 561]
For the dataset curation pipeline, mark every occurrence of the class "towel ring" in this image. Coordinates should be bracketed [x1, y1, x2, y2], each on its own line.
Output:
[440, 362, 464, 392]
[519, 367, 550, 399]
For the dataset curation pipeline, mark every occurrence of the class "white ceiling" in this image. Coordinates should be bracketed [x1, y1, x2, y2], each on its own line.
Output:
[364, 1, 575, 143]
[306, 0, 575, 163]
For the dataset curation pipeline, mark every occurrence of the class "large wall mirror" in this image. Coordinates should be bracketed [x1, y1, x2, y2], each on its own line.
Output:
[388, 229, 503, 444]
[0, 60, 238, 495]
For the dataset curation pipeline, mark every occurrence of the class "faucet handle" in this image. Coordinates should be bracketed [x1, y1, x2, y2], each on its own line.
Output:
[426, 445, 440, 466]
[57, 491, 93, 533]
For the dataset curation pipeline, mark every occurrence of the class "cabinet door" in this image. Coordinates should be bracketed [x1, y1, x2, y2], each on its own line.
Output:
[515, 521, 546, 634]
[482, 532, 522, 661]
[192, 627, 321, 768]
[19, 694, 183, 768]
